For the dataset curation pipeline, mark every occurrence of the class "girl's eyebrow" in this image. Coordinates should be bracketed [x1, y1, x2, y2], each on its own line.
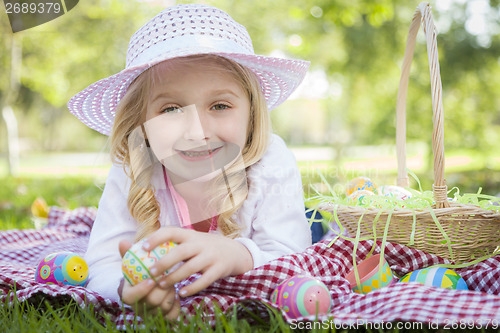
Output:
[150, 89, 240, 104]
[150, 92, 174, 104]
[211, 89, 240, 99]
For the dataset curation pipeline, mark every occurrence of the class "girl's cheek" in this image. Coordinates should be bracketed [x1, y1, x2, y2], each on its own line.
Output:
[148, 131, 177, 159]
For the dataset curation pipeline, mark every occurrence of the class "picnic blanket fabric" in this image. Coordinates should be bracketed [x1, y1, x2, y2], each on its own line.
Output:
[1, 207, 500, 329]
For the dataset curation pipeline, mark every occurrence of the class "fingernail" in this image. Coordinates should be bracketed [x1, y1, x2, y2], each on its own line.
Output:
[159, 281, 167, 288]
[179, 289, 187, 296]
[150, 267, 158, 276]
[142, 242, 150, 250]
[147, 279, 155, 286]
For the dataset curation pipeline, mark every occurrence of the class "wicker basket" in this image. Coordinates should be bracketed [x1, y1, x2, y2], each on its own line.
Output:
[319, 2, 500, 263]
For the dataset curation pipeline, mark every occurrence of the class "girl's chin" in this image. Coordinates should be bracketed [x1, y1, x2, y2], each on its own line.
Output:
[162, 163, 223, 183]
[189, 169, 224, 182]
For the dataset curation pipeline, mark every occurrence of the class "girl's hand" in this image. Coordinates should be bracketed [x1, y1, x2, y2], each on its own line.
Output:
[118, 240, 181, 320]
[142, 227, 253, 297]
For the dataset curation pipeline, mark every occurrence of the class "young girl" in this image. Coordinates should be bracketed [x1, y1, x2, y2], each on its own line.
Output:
[68, 3, 311, 319]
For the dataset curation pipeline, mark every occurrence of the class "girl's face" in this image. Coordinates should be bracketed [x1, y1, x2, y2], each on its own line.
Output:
[143, 59, 250, 182]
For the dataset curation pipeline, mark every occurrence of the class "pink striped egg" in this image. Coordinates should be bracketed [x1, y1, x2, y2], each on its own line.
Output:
[270, 275, 331, 319]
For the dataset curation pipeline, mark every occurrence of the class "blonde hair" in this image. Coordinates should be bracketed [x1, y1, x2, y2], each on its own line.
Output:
[110, 54, 271, 241]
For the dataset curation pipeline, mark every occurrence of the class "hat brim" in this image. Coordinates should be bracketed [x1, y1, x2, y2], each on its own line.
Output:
[68, 52, 310, 136]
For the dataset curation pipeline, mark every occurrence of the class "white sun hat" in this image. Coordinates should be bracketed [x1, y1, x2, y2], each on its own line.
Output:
[67, 3, 310, 136]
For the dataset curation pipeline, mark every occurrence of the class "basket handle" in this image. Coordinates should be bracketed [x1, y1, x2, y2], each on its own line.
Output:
[396, 2, 449, 208]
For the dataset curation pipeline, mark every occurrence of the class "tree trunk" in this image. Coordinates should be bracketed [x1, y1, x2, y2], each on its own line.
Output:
[2, 106, 19, 176]
[2, 33, 22, 176]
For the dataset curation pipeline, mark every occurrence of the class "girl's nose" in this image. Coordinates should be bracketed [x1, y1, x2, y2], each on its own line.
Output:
[183, 106, 209, 141]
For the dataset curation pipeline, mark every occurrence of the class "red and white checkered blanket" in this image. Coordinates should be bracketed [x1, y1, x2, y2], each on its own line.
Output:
[1, 207, 500, 329]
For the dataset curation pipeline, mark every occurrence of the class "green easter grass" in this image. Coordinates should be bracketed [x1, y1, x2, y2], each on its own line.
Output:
[305, 170, 500, 269]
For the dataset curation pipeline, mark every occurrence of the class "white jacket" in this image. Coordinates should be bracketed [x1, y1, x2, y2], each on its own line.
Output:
[84, 134, 312, 301]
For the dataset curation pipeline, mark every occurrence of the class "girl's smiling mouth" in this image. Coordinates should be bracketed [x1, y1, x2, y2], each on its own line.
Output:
[176, 146, 223, 161]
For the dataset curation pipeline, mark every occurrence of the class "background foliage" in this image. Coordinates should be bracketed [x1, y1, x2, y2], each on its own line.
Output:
[1, 0, 499, 192]
[0, 2, 499, 329]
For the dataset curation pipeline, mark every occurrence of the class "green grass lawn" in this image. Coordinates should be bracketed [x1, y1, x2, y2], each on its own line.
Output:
[0, 175, 104, 230]
[1, 174, 499, 332]
[1, 294, 295, 332]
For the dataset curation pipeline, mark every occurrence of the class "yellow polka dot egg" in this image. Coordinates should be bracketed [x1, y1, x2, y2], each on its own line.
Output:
[35, 252, 89, 287]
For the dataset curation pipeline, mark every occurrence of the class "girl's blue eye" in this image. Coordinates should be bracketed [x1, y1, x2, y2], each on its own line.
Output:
[161, 106, 182, 114]
[212, 104, 230, 111]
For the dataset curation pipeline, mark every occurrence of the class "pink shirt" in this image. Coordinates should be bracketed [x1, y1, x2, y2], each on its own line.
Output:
[163, 166, 218, 232]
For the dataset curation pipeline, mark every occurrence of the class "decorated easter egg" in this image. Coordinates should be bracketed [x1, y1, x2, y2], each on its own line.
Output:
[270, 275, 331, 319]
[346, 177, 377, 196]
[348, 190, 375, 205]
[122, 239, 176, 285]
[399, 267, 468, 290]
[345, 254, 396, 294]
[35, 252, 88, 287]
[378, 185, 413, 200]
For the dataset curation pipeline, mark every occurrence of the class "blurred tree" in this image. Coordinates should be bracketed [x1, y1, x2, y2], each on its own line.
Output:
[1, 0, 161, 150]
[222, 0, 500, 172]
[0, 0, 499, 160]
[1, 27, 22, 175]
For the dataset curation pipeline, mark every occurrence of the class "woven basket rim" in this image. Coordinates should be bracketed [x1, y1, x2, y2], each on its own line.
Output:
[319, 201, 500, 217]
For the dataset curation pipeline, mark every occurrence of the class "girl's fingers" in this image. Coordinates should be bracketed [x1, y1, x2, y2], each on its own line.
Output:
[156, 254, 209, 288]
[122, 281, 179, 318]
[144, 284, 173, 308]
[121, 278, 156, 305]
[142, 227, 191, 250]
[157, 288, 177, 313]
[150, 243, 198, 278]
[118, 239, 133, 258]
[178, 267, 221, 297]
[164, 297, 181, 321]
